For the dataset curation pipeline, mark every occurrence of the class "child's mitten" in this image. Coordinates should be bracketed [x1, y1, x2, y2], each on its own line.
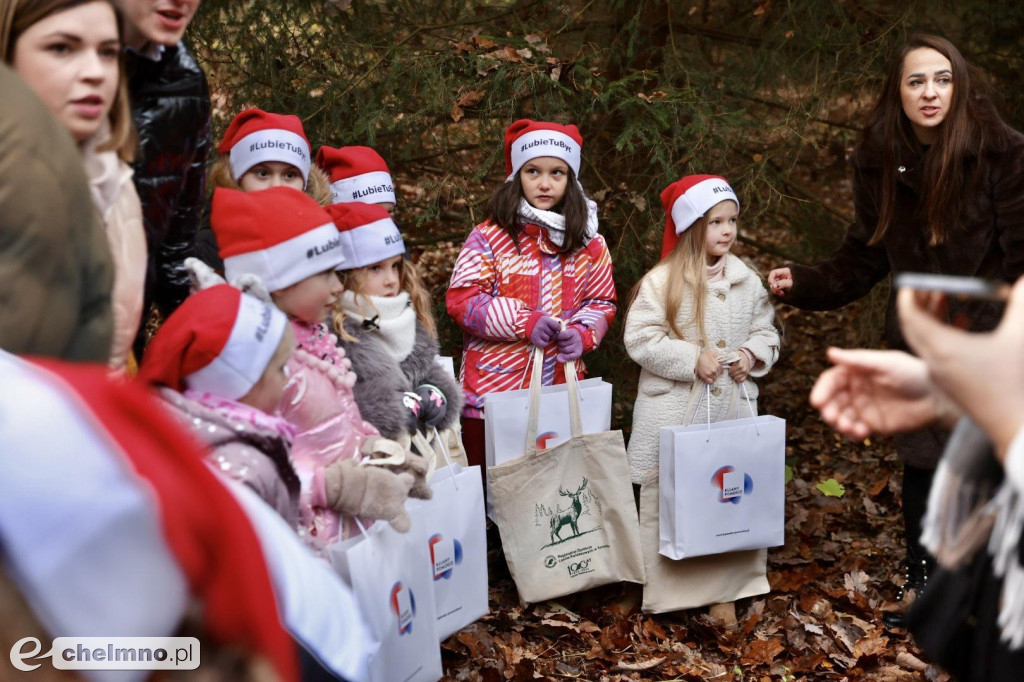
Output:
[415, 384, 447, 428]
[323, 459, 414, 532]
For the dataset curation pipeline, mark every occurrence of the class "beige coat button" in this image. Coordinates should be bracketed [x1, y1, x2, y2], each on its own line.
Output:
[717, 339, 726, 348]
[717, 291, 726, 301]
[712, 387, 722, 397]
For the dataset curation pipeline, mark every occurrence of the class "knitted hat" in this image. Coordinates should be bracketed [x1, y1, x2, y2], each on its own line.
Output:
[503, 119, 583, 181]
[218, 108, 312, 185]
[326, 201, 405, 269]
[212, 186, 346, 291]
[659, 175, 740, 259]
[139, 284, 289, 400]
[316, 145, 396, 206]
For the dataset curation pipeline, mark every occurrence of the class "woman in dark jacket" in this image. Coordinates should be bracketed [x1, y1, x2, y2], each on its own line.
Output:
[117, 0, 211, 346]
[769, 33, 1024, 625]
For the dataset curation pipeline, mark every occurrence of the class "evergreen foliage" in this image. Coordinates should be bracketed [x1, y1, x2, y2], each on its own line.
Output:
[190, 0, 1024, 430]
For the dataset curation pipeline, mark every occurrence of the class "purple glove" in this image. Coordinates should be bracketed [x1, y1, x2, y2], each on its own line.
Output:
[529, 315, 562, 348]
[555, 327, 584, 363]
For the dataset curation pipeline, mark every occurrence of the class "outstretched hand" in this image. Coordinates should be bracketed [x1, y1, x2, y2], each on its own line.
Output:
[809, 347, 957, 440]
[897, 278, 1024, 460]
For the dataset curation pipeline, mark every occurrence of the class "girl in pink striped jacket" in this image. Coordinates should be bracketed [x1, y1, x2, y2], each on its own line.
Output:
[446, 119, 617, 467]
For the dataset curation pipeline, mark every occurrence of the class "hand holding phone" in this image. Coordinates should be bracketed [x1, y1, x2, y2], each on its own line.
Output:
[894, 272, 1010, 301]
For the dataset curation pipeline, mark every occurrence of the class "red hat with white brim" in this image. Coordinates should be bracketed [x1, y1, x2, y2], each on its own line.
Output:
[317, 145, 396, 206]
[326, 201, 405, 269]
[503, 119, 583, 181]
[219, 108, 312, 186]
[139, 284, 288, 400]
[211, 186, 346, 291]
[660, 175, 739, 259]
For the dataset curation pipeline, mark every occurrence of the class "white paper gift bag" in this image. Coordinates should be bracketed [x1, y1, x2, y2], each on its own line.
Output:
[329, 518, 443, 682]
[484, 348, 612, 467]
[658, 386, 786, 561]
[410, 461, 489, 641]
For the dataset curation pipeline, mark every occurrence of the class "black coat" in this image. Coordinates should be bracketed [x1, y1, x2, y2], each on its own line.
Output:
[126, 42, 211, 321]
[784, 131, 1024, 467]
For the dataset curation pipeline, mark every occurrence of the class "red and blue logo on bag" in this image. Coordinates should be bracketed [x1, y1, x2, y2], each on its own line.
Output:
[711, 466, 753, 504]
[428, 533, 464, 580]
[389, 582, 416, 635]
[536, 430, 558, 450]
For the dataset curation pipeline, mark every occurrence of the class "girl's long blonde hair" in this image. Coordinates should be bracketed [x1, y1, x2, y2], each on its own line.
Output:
[626, 210, 713, 347]
[208, 155, 333, 206]
[332, 257, 437, 342]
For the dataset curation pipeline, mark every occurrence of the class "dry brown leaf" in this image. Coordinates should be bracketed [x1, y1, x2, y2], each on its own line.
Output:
[472, 36, 498, 49]
[450, 102, 465, 123]
[456, 90, 485, 107]
[486, 46, 524, 63]
[740, 638, 785, 665]
[610, 657, 665, 672]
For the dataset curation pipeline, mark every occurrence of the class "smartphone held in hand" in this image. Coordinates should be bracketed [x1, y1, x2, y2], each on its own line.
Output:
[895, 272, 1010, 302]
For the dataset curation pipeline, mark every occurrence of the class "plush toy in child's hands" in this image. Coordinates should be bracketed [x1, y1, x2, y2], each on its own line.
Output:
[415, 384, 447, 428]
[322, 460, 414, 532]
[363, 435, 434, 500]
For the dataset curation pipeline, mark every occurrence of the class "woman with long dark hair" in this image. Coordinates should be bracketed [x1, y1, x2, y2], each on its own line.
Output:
[769, 33, 1024, 627]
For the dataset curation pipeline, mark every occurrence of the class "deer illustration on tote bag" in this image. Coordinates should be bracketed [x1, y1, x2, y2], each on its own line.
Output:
[550, 477, 588, 544]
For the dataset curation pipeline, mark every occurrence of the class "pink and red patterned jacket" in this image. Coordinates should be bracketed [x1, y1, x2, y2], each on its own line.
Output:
[446, 220, 617, 418]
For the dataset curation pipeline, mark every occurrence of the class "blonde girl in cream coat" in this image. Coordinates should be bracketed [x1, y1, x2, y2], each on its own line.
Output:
[624, 175, 780, 622]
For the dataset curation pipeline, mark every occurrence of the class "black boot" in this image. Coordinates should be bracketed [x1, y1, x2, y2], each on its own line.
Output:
[882, 546, 934, 629]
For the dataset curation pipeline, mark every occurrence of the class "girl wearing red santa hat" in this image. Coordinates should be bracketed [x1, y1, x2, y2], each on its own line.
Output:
[445, 119, 617, 467]
[624, 175, 780, 625]
[207, 186, 430, 548]
[140, 268, 413, 558]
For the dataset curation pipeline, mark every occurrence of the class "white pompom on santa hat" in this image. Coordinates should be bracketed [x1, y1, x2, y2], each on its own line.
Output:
[504, 118, 583, 182]
[326, 201, 405, 270]
[317, 145, 396, 206]
[659, 174, 740, 259]
[211, 186, 346, 292]
[139, 284, 288, 401]
[218, 108, 312, 186]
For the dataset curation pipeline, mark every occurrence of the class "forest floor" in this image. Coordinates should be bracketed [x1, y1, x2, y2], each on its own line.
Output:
[435, 269, 948, 681]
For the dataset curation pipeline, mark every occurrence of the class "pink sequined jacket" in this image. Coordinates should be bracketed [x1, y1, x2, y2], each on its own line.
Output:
[157, 387, 301, 528]
[279, 321, 382, 546]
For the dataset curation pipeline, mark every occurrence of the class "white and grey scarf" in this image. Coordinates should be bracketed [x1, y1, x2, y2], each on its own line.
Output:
[339, 290, 417, 361]
[517, 196, 600, 248]
[920, 418, 1024, 649]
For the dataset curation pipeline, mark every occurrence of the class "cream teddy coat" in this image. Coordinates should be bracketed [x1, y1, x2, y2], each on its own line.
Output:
[625, 254, 780, 484]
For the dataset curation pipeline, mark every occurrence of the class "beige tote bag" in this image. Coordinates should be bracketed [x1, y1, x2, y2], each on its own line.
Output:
[639, 470, 769, 613]
[488, 349, 645, 603]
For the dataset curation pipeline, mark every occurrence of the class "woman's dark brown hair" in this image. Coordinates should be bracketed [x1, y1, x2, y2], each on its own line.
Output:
[1, 0, 136, 161]
[865, 33, 1011, 246]
[486, 167, 591, 253]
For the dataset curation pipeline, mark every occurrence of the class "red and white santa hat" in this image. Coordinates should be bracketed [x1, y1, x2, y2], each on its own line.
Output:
[659, 175, 740, 259]
[0, 354, 300, 682]
[317, 145, 396, 206]
[212, 186, 346, 291]
[139, 284, 289, 400]
[218, 108, 312, 186]
[326, 201, 405, 270]
[504, 119, 583, 181]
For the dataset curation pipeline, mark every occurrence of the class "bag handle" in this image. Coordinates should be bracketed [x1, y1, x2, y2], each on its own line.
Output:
[430, 426, 459, 491]
[688, 379, 761, 442]
[525, 344, 584, 454]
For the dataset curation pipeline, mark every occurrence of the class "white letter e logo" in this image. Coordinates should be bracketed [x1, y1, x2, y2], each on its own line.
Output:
[10, 636, 44, 671]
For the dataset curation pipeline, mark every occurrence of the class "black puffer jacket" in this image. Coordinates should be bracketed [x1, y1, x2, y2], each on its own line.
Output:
[126, 41, 211, 321]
